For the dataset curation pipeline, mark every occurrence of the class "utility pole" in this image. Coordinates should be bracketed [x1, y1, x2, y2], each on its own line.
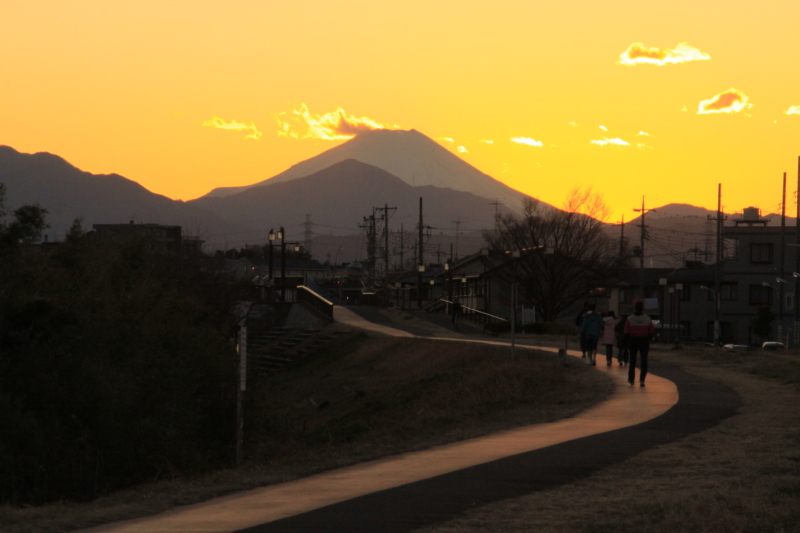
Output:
[304, 214, 313, 255]
[633, 197, 655, 299]
[780, 172, 787, 344]
[614, 214, 625, 262]
[707, 184, 726, 346]
[359, 211, 377, 284]
[375, 204, 396, 274]
[490, 200, 500, 236]
[795, 157, 800, 347]
[418, 197, 424, 308]
[452, 219, 461, 259]
[399, 224, 404, 271]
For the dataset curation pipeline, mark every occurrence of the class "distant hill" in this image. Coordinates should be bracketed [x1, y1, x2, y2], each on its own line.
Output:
[199, 129, 535, 214]
[190, 158, 513, 242]
[0, 146, 252, 245]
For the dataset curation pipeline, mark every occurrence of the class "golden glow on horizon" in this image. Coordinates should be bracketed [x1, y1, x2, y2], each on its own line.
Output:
[202, 116, 262, 140]
[275, 104, 397, 141]
[2, 0, 800, 223]
[617, 42, 711, 66]
[697, 88, 750, 114]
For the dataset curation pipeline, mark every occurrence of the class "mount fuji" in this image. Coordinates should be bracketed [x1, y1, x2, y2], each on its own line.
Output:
[200, 129, 533, 214]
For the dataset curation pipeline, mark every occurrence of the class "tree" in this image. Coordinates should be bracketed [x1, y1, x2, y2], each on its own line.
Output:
[484, 188, 622, 322]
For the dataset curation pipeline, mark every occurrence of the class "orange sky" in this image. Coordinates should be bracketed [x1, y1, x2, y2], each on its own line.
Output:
[3, 1, 800, 223]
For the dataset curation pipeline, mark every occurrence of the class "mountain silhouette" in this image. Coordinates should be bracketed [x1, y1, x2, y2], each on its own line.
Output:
[190, 158, 513, 240]
[0, 146, 251, 244]
[199, 129, 533, 213]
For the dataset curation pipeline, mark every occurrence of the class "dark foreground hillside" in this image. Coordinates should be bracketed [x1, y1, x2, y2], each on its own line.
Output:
[0, 333, 612, 533]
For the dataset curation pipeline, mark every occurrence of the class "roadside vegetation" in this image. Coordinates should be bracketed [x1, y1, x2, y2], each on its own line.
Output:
[0, 333, 612, 533]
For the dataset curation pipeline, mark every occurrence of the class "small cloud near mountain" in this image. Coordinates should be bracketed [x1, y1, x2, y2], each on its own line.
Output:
[275, 104, 399, 141]
[697, 88, 750, 114]
[590, 138, 630, 146]
[617, 42, 710, 66]
[202, 116, 262, 140]
[785, 106, 800, 115]
[510, 137, 543, 147]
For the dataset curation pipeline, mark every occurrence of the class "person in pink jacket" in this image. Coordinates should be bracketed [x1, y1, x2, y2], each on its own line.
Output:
[624, 301, 655, 386]
[601, 311, 619, 366]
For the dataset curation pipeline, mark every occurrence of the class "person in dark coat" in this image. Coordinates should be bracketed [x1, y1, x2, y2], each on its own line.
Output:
[624, 301, 655, 386]
[451, 297, 463, 326]
[575, 301, 590, 359]
[579, 303, 604, 366]
[615, 314, 629, 366]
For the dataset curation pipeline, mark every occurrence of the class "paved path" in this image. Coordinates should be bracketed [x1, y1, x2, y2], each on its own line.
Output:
[81, 307, 739, 533]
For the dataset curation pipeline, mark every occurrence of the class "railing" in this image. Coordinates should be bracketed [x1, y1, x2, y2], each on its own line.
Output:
[439, 299, 508, 325]
[297, 285, 334, 321]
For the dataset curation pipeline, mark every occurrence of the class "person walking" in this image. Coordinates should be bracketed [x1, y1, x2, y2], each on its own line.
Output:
[615, 314, 629, 366]
[451, 297, 462, 326]
[575, 301, 590, 359]
[624, 301, 655, 386]
[579, 303, 604, 366]
[601, 310, 619, 366]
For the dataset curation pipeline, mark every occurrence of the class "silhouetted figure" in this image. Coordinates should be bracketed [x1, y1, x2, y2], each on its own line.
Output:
[451, 298, 463, 326]
[602, 310, 619, 366]
[624, 301, 655, 386]
[615, 314, 630, 366]
[575, 300, 591, 358]
[579, 303, 604, 366]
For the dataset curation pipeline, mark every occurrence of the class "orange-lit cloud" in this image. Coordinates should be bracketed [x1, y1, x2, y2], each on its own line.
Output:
[457, 146, 468, 153]
[275, 104, 397, 140]
[697, 88, 750, 114]
[599, 125, 608, 131]
[202, 116, 262, 140]
[479, 139, 494, 144]
[438, 137, 455, 143]
[510, 137, 543, 147]
[617, 42, 710, 66]
[590, 138, 630, 146]
[637, 131, 650, 136]
[785, 105, 800, 115]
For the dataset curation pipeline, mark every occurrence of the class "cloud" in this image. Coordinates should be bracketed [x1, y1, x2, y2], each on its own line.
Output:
[617, 42, 710, 66]
[785, 105, 800, 115]
[202, 116, 262, 140]
[457, 146, 468, 153]
[275, 104, 397, 140]
[510, 137, 543, 147]
[637, 131, 650, 136]
[438, 137, 455, 143]
[569, 122, 578, 127]
[479, 139, 495, 144]
[599, 125, 608, 131]
[697, 88, 750, 114]
[590, 138, 630, 146]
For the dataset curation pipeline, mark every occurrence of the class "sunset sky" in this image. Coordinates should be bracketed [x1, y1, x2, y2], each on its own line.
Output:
[3, 1, 800, 223]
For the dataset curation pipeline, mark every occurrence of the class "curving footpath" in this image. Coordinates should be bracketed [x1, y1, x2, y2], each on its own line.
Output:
[81, 306, 739, 533]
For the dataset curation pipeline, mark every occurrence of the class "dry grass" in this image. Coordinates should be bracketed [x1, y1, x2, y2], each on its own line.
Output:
[0, 330, 611, 533]
[415, 345, 800, 533]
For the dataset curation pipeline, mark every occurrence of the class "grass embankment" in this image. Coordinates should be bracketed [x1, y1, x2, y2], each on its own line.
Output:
[0, 328, 612, 533]
[417, 345, 800, 533]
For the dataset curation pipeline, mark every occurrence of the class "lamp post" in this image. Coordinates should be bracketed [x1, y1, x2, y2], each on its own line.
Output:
[417, 264, 425, 308]
[659, 278, 667, 343]
[700, 285, 719, 345]
[510, 250, 520, 358]
[793, 272, 800, 346]
[777, 277, 795, 346]
[268, 229, 276, 302]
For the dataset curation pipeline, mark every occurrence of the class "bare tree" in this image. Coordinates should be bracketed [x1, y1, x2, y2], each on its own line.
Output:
[485, 188, 622, 322]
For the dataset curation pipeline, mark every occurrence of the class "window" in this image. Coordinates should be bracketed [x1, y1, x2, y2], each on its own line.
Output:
[720, 282, 738, 301]
[679, 284, 691, 301]
[749, 284, 773, 306]
[750, 243, 773, 264]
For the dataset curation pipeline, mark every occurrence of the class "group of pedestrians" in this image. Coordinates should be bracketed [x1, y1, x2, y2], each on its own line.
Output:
[576, 301, 655, 386]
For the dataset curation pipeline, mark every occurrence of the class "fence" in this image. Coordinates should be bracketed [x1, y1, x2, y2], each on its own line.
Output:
[297, 285, 334, 321]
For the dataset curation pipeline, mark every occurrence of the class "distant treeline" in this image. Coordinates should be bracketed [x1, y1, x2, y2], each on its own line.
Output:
[0, 191, 243, 504]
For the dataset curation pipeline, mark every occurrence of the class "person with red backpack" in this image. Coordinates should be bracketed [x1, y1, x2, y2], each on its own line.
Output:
[624, 301, 655, 386]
